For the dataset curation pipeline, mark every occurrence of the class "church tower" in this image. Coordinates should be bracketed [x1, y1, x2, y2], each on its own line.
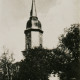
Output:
[24, 0, 43, 50]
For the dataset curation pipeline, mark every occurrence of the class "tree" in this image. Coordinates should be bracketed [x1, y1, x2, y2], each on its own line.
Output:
[16, 48, 54, 80]
[0, 48, 15, 80]
[57, 24, 80, 80]
[9, 24, 80, 80]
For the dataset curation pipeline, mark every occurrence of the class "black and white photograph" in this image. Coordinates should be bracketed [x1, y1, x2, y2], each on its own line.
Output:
[0, 0, 80, 80]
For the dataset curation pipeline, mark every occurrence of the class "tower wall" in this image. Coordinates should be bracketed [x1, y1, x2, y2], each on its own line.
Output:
[25, 32, 31, 50]
[39, 32, 43, 46]
[31, 31, 39, 48]
[31, 31, 43, 48]
[24, 29, 43, 50]
[23, 0, 43, 51]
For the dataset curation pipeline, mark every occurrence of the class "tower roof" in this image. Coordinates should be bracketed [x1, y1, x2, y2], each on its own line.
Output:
[26, 0, 42, 29]
[30, 0, 37, 17]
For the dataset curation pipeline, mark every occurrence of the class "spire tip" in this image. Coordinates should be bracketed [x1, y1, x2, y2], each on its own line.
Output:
[30, 0, 37, 17]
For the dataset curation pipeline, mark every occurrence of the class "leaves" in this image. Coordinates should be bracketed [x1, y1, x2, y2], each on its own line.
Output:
[0, 48, 15, 80]
[18, 48, 54, 80]
[57, 24, 80, 80]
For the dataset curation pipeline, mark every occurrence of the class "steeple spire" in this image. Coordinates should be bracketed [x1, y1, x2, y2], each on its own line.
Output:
[30, 0, 37, 17]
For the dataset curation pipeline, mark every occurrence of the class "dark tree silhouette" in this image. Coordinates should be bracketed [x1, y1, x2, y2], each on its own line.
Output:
[16, 48, 54, 80]
[56, 24, 80, 80]
[12, 24, 80, 80]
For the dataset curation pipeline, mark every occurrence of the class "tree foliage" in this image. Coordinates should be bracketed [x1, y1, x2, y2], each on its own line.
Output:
[16, 48, 54, 80]
[13, 24, 80, 80]
[0, 48, 15, 80]
[1, 24, 79, 80]
[57, 24, 80, 80]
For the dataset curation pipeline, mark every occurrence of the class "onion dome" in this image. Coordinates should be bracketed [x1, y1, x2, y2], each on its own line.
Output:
[26, 17, 42, 29]
[26, 0, 42, 29]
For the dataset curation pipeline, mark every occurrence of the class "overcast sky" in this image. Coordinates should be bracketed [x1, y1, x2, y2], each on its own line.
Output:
[0, 0, 80, 61]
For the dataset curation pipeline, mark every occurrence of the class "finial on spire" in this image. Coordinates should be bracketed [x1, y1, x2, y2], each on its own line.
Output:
[30, 0, 37, 17]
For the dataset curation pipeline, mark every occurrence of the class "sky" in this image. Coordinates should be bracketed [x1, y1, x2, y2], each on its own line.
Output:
[0, 0, 80, 62]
